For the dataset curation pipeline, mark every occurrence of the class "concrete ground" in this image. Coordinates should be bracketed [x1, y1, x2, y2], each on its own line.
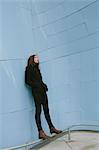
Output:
[38, 131, 99, 150]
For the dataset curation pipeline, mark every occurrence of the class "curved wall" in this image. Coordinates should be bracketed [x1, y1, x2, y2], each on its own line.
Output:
[0, 0, 99, 149]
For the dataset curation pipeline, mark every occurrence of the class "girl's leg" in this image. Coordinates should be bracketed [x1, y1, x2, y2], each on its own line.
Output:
[32, 91, 43, 131]
[42, 92, 54, 129]
[42, 92, 62, 134]
[32, 90, 51, 139]
[35, 102, 43, 131]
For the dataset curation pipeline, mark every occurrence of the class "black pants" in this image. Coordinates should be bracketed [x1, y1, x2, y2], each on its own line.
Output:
[32, 89, 54, 131]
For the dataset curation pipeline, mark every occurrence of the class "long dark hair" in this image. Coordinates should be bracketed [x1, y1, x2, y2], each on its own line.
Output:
[27, 54, 40, 68]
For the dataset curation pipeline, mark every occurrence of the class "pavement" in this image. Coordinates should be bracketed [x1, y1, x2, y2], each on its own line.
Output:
[37, 131, 99, 150]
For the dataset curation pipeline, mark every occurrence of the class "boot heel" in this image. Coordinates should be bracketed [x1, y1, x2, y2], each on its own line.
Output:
[38, 130, 50, 140]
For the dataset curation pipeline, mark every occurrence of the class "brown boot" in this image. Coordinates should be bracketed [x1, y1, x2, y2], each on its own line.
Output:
[50, 127, 62, 134]
[39, 130, 50, 140]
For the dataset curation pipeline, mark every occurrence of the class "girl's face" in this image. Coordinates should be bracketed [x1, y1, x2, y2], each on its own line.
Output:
[34, 55, 39, 63]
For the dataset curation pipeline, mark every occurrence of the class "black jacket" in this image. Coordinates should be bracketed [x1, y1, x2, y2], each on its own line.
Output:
[25, 64, 48, 92]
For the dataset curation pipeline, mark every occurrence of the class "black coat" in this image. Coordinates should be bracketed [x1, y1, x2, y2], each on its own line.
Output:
[25, 64, 48, 93]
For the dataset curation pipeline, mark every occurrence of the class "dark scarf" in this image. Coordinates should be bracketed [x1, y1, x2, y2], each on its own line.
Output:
[30, 62, 39, 68]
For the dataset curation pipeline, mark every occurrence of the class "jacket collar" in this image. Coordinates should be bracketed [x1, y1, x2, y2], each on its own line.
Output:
[30, 63, 39, 68]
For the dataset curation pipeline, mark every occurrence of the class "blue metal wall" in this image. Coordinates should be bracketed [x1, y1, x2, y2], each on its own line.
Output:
[0, 0, 99, 149]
